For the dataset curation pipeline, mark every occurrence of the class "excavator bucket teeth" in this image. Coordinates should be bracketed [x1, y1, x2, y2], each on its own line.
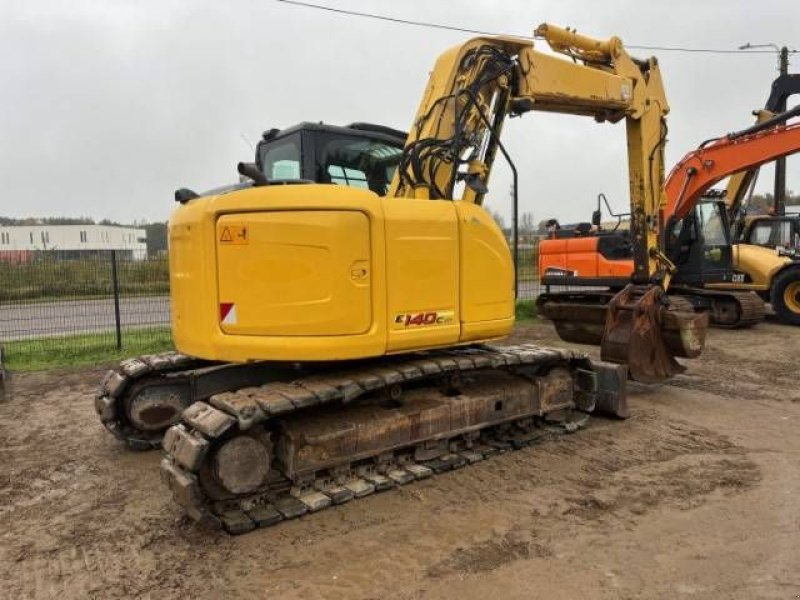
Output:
[538, 285, 708, 384]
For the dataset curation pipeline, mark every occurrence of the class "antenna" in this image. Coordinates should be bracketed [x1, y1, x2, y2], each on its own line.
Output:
[239, 133, 255, 152]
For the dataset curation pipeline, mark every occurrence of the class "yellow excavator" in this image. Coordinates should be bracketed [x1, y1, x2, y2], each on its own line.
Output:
[96, 24, 706, 533]
[719, 105, 800, 324]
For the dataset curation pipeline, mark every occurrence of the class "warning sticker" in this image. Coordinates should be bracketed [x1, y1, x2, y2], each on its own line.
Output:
[219, 224, 248, 245]
[220, 302, 237, 325]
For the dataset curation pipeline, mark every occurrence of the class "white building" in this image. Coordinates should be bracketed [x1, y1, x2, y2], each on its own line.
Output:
[0, 224, 147, 260]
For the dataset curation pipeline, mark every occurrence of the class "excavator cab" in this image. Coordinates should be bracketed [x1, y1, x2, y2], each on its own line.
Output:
[668, 195, 735, 287]
[253, 122, 406, 193]
[739, 214, 800, 256]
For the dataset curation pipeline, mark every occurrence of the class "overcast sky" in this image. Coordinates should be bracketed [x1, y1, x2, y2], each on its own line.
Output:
[1, 0, 798, 224]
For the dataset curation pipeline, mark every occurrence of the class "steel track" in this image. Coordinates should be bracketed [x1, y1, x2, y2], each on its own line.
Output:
[157, 344, 627, 534]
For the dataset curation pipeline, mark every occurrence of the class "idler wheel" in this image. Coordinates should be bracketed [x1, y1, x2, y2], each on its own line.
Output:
[126, 384, 191, 432]
[213, 436, 270, 495]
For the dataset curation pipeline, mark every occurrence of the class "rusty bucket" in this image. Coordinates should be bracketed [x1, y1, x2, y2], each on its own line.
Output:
[538, 285, 708, 383]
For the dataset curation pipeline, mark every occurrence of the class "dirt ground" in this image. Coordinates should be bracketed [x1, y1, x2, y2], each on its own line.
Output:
[1, 320, 799, 600]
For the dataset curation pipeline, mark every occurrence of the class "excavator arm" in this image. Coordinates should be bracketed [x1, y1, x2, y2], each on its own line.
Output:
[388, 24, 703, 382]
[389, 24, 672, 284]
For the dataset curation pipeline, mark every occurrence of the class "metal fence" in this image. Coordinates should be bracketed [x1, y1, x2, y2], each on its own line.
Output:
[514, 240, 545, 301]
[0, 250, 170, 358]
[0, 241, 556, 365]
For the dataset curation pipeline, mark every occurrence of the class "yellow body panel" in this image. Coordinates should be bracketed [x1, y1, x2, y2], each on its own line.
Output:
[216, 211, 371, 336]
[383, 199, 460, 352]
[455, 202, 515, 341]
[706, 244, 793, 292]
[171, 185, 388, 361]
[170, 185, 514, 363]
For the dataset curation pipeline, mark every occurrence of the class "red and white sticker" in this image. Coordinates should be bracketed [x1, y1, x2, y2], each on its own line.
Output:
[220, 302, 237, 325]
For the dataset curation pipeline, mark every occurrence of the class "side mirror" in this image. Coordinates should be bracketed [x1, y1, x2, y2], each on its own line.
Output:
[591, 210, 601, 227]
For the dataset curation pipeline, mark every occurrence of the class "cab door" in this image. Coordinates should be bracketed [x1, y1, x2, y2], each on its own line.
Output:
[671, 201, 733, 286]
[697, 201, 734, 283]
[383, 199, 460, 352]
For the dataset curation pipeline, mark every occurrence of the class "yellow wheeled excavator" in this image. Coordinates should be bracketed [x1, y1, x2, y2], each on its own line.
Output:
[721, 105, 800, 324]
[96, 24, 706, 533]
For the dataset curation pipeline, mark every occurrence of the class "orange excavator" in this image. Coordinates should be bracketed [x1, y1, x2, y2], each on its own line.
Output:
[538, 105, 800, 327]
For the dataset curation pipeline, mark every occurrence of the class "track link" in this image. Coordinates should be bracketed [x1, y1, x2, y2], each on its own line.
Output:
[672, 289, 765, 328]
[722, 290, 767, 327]
[95, 352, 211, 450]
[95, 353, 300, 450]
[159, 344, 627, 534]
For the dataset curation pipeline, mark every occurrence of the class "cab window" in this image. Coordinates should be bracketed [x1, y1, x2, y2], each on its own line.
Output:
[317, 137, 403, 195]
[327, 165, 369, 189]
[751, 220, 793, 248]
[697, 202, 727, 245]
[259, 135, 301, 180]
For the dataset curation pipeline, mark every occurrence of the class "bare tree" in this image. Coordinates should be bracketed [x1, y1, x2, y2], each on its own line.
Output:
[520, 212, 535, 234]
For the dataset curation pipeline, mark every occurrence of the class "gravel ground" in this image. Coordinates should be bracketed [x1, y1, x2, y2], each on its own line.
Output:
[1, 320, 798, 599]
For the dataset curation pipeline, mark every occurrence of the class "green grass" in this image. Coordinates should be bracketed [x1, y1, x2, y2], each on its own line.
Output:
[3, 327, 174, 372]
[0, 256, 169, 303]
[515, 299, 538, 322]
[3, 299, 539, 372]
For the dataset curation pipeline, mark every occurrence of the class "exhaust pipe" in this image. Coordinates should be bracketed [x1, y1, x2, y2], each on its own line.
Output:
[237, 162, 269, 186]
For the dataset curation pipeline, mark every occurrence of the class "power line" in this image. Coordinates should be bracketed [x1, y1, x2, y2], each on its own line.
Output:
[276, 0, 503, 37]
[627, 45, 791, 54]
[276, 0, 796, 56]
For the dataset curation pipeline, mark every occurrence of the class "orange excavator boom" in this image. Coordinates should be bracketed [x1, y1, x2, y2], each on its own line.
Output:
[666, 105, 800, 224]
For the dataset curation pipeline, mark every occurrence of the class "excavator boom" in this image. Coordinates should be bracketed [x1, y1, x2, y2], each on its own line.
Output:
[669, 105, 800, 224]
[391, 25, 671, 287]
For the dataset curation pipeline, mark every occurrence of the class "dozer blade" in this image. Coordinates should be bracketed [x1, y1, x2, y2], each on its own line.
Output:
[537, 284, 708, 383]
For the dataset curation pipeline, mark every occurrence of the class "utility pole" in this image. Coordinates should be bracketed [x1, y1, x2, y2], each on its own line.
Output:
[775, 46, 789, 216]
[739, 42, 793, 215]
